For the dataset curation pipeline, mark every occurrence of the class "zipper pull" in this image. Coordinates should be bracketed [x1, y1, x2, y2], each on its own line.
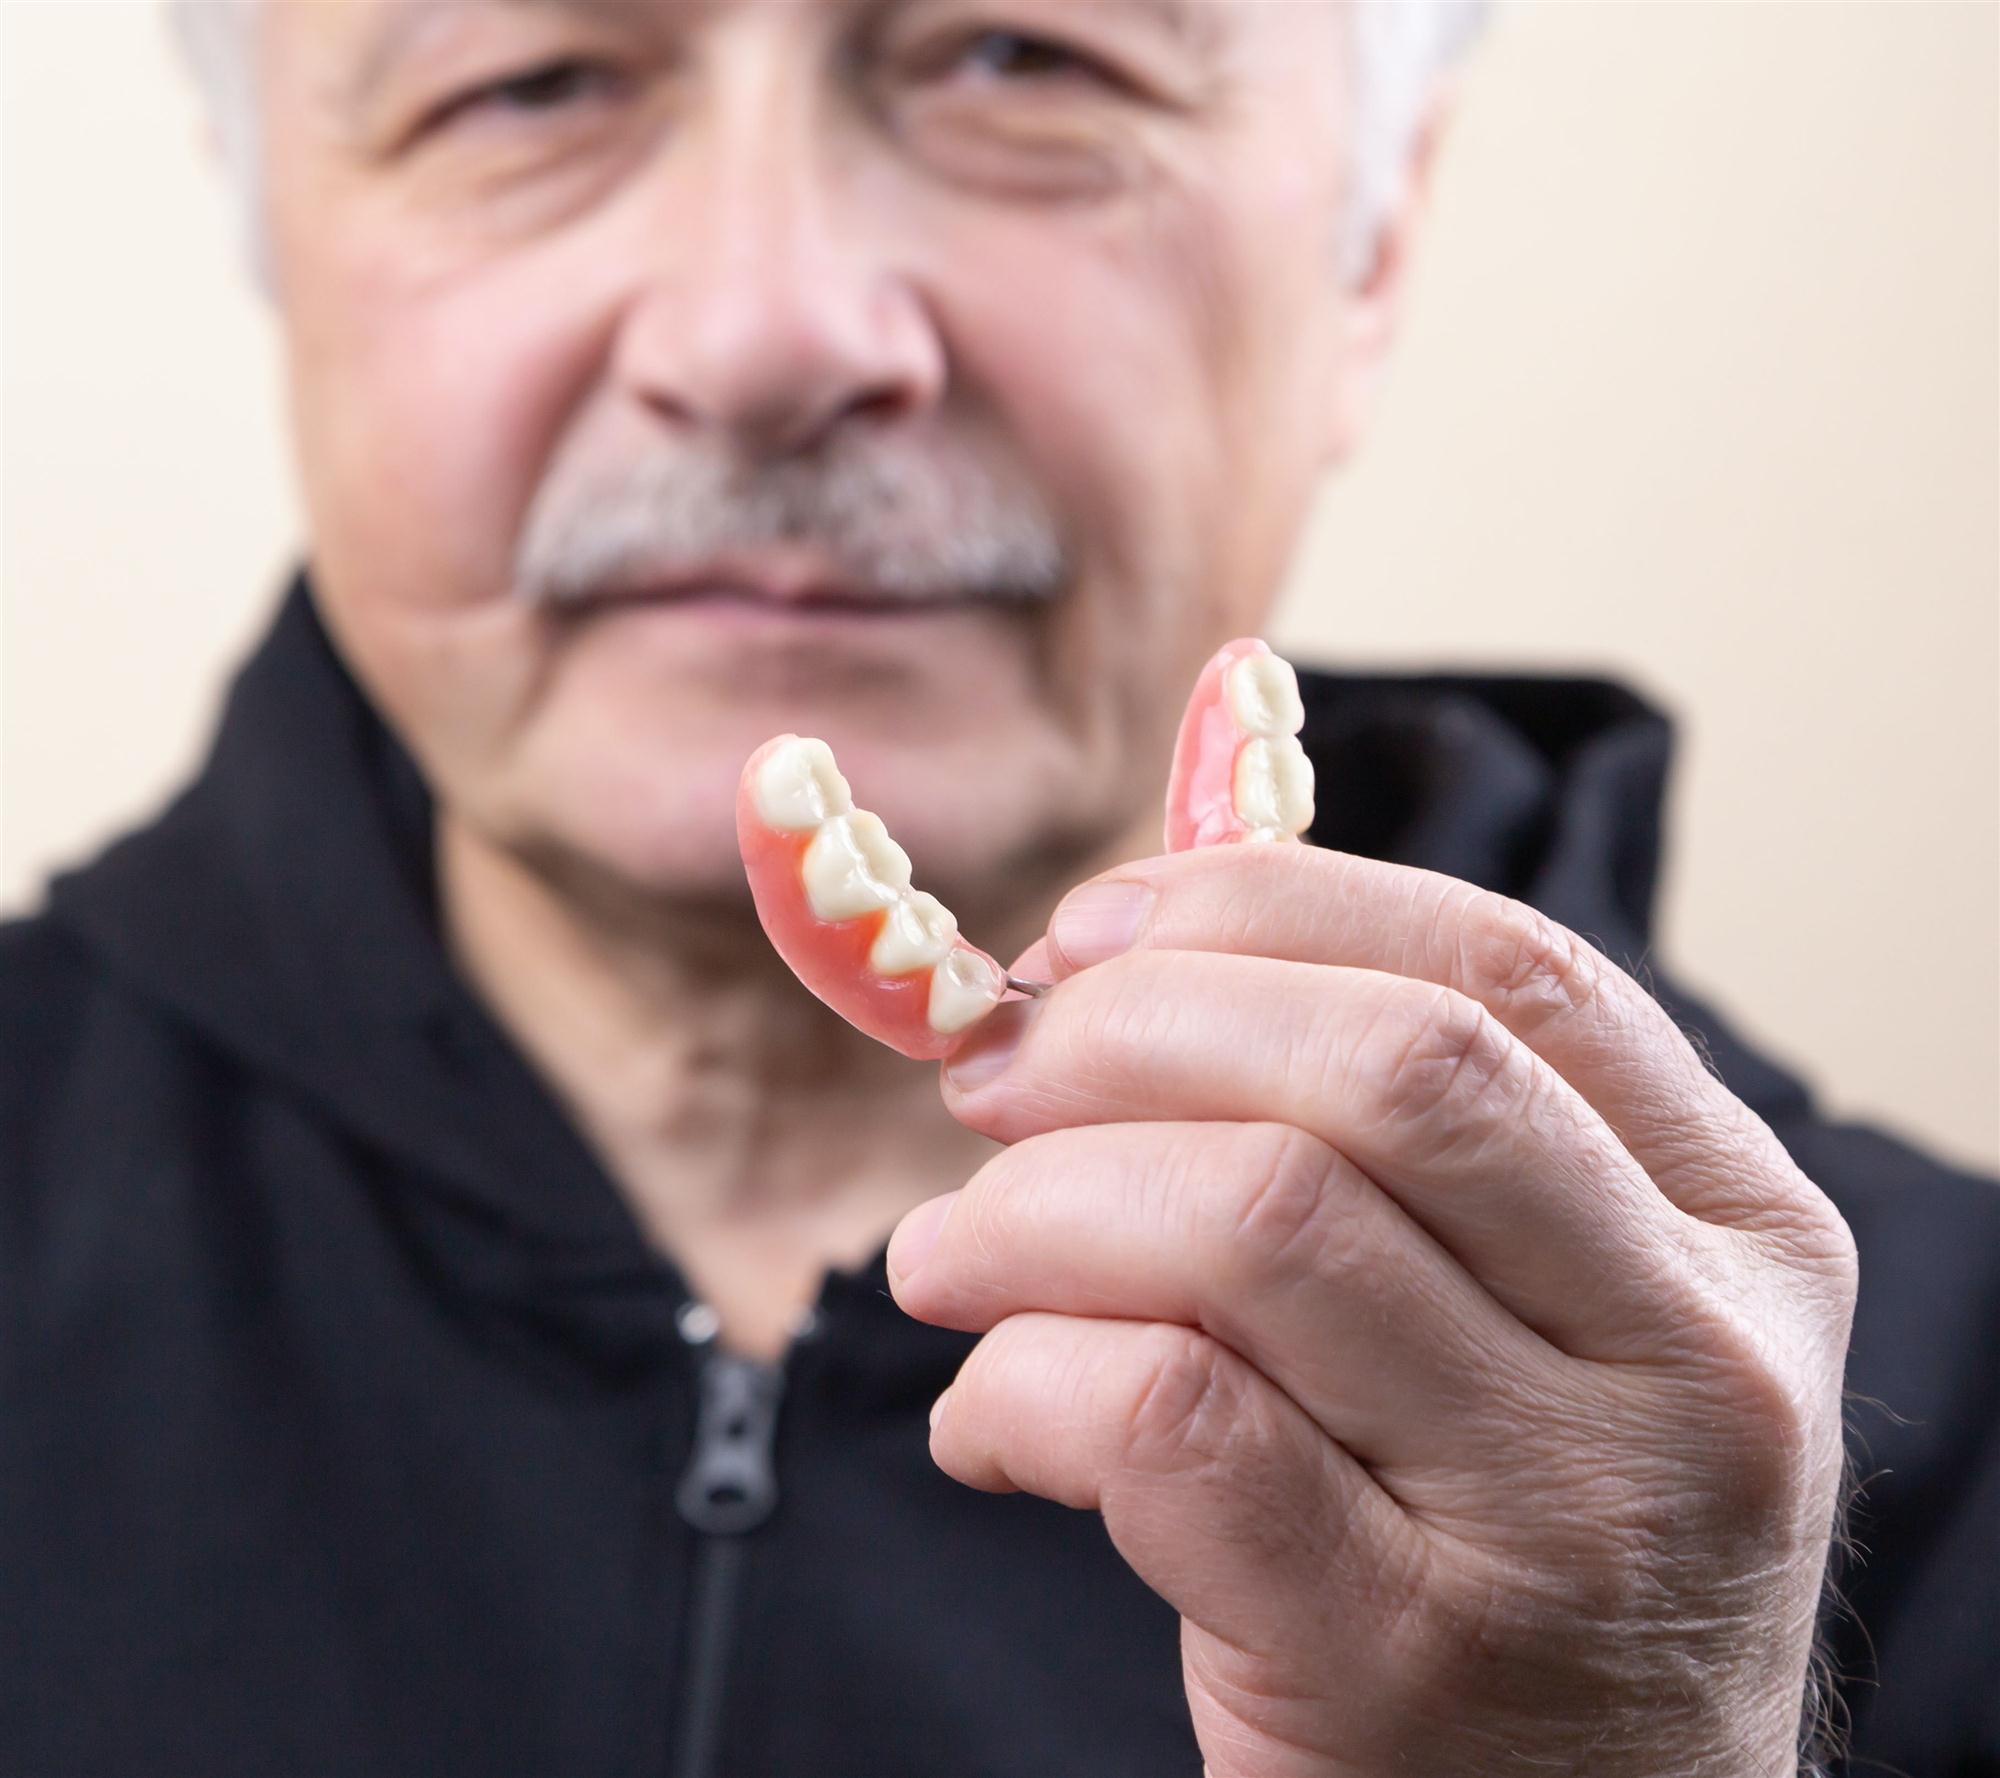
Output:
[675, 1336, 785, 1536]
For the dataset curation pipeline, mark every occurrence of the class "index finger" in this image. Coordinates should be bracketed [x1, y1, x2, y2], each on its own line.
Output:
[1041, 845, 1812, 1230]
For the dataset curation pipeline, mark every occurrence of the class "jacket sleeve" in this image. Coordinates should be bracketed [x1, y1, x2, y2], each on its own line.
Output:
[1639, 964, 2000, 1774]
[1767, 1107, 2000, 1776]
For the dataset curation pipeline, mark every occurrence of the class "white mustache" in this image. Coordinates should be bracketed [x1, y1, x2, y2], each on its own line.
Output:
[512, 433, 1069, 608]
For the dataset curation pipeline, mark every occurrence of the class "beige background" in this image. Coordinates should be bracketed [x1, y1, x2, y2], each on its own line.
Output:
[2, 1, 1995, 1171]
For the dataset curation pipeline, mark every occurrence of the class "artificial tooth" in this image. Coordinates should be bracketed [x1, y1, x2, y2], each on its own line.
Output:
[1241, 826, 1290, 844]
[870, 891, 960, 976]
[1233, 736, 1315, 836]
[803, 812, 914, 922]
[1226, 654, 1305, 739]
[928, 947, 1005, 1036]
[754, 736, 853, 831]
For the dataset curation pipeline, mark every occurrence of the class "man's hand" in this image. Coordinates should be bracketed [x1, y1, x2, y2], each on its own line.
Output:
[885, 845, 1857, 1778]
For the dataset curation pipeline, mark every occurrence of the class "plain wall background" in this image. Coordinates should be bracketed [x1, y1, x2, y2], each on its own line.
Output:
[2, 1, 1995, 1172]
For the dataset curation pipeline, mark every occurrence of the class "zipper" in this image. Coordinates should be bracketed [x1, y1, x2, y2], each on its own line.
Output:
[667, 1304, 794, 1778]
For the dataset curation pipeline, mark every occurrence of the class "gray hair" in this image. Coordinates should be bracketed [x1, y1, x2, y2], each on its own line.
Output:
[1346, 0, 1491, 273]
[168, 0, 1491, 282]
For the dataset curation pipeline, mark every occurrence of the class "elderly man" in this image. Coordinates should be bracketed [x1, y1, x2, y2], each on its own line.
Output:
[2, 2, 1995, 1774]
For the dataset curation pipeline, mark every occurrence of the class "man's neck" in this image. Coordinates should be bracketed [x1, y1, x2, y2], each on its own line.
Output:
[433, 810, 1128, 1358]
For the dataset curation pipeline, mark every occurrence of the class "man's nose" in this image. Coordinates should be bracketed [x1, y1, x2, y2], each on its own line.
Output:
[616, 86, 945, 458]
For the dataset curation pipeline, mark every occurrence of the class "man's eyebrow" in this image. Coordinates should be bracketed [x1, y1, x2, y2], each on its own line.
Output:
[341, 0, 1227, 115]
[342, 0, 649, 114]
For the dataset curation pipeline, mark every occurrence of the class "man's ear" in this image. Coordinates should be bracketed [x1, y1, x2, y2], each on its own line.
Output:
[1321, 84, 1459, 468]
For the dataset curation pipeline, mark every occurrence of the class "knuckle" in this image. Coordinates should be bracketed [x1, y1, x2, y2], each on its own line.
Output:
[1674, 1117, 1861, 1301]
[1218, 1124, 1354, 1282]
[1108, 1323, 1335, 1580]
[1357, 983, 1522, 1141]
[1814, 1197, 1861, 1296]
[1460, 895, 1609, 1031]
[1120, 1323, 1242, 1478]
[1770, 1169, 1862, 1297]
[1656, 1288, 1843, 1532]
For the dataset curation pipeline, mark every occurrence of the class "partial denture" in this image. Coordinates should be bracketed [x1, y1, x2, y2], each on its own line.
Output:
[1163, 638, 1315, 851]
[742, 639, 1313, 1062]
[737, 737, 1009, 1060]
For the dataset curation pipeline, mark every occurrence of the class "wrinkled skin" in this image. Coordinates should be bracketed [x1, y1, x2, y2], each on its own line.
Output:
[263, 0, 1367, 921]
[892, 849, 1855, 1776]
[251, 1, 1857, 1772]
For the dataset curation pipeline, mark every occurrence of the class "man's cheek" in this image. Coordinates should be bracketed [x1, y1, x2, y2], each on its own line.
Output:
[302, 267, 616, 606]
[350, 606, 557, 799]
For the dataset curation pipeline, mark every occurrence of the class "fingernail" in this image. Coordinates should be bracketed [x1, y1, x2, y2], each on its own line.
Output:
[943, 999, 1035, 1093]
[929, 1390, 950, 1432]
[1049, 881, 1154, 972]
[887, 1191, 959, 1282]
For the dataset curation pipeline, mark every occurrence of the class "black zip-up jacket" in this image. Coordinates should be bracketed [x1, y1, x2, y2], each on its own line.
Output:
[3, 579, 1996, 1777]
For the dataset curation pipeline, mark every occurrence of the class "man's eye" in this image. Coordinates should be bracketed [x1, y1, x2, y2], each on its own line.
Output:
[443, 57, 624, 125]
[949, 29, 1110, 86]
